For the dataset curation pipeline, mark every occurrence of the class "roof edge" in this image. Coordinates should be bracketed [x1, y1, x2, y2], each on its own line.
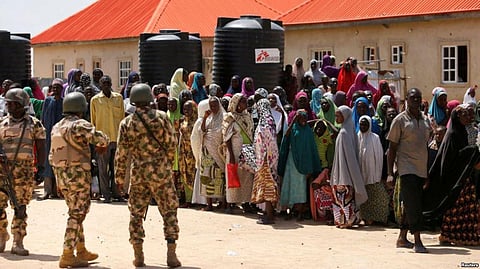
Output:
[283, 10, 480, 30]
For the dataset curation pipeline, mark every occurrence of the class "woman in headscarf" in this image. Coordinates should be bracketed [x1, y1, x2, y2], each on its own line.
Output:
[200, 97, 226, 211]
[333, 91, 347, 107]
[187, 71, 197, 90]
[321, 55, 339, 78]
[287, 91, 316, 124]
[120, 71, 140, 99]
[208, 83, 223, 98]
[346, 71, 377, 106]
[169, 68, 188, 99]
[428, 88, 448, 128]
[167, 97, 183, 201]
[463, 86, 477, 104]
[179, 89, 193, 115]
[272, 86, 289, 106]
[252, 99, 280, 224]
[190, 99, 210, 206]
[63, 68, 82, 97]
[310, 88, 323, 115]
[278, 109, 321, 221]
[313, 119, 337, 170]
[305, 59, 326, 87]
[280, 64, 298, 104]
[178, 100, 198, 208]
[317, 97, 339, 128]
[330, 106, 368, 228]
[241, 77, 255, 98]
[372, 80, 396, 110]
[267, 93, 288, 146]
[191, 73, 208, 104]
[337, 60, 356, 93]
[358, 116, 389, 225]
[423, 106, 480, 246]
[292, 57, 305, 92]
[222, 93, 254, 212]
[226, 75, 242, 95]
[352, 96, 380, 135]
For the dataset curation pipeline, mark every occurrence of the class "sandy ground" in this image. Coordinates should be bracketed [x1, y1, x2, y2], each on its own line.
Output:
[0, 186, 479, 269]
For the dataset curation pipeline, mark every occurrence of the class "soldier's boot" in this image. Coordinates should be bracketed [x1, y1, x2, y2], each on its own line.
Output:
[166, 243, 181, 268]
[59, 249, 89, 268]
[0, 232, 9, 253]
[11, 234, 29, 256]
[132, 243, 145, 267]
[76, 242, 98, 261]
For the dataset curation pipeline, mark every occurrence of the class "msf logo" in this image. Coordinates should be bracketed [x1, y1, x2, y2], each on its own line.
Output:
[256, 50, 270, 62]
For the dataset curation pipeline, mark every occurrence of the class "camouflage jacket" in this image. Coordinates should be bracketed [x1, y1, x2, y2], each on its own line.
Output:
[115, 107, 176, 186]
[0, 114, 45, 161]
[49, 115, 109, 170]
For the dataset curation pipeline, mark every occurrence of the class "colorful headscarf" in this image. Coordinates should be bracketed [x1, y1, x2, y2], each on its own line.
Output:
[352, 97, 371, 132]
[428, 88, 448, 125]
[317, 97, 338, 127]
[225, 93, 253, 141]
[310, 88, 323, 115]
[241, 77, 255, 98]
[167, 97, 182, 123]
[255, 88, 268, 99]
[170, 68, 188, 99]
[191, 73, 208, 104]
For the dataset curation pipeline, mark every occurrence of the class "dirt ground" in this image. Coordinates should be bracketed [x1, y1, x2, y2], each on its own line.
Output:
[1, 186, 479, 269]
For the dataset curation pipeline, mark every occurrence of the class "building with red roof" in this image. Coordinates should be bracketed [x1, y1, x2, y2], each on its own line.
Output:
[32, 0, 480, 100]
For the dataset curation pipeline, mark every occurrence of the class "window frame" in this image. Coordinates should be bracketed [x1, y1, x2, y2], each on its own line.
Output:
[311, 48, 333, 66]
[52, 61, 65, 79]
[441, 44, 468, 84]
[391, 44, 404, 65]
[118, 59, 132, 88]
[363, 46, 377, 65]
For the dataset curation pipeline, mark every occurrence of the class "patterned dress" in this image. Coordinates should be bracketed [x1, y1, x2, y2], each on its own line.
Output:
[251, 99, 279, 204]
[178, 102, 197, 203]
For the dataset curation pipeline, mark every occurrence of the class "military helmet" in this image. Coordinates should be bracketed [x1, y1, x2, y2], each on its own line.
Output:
[130, 83, 153, 105]
[5, 88, 30, 107]
[63, 92, 87, 113]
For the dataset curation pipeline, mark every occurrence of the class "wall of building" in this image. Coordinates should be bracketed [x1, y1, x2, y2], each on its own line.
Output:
[284, 17, 480, 102]
[34, 40, 137, 91]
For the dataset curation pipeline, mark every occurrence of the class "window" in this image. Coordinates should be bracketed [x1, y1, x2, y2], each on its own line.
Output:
[391, 45, 403, 64]
[312, 49, 332, 66]
[364, 46, 376, 64]
[76, 59, 85, 72]
[442, 45, 467, 83]
[93, 58, 101, 69]
[119, 60, 131, 87]
[53, 62, 64, 79]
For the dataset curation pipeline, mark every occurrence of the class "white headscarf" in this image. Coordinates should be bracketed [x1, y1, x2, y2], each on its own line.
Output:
[463, 87, 476, 104]
[191, 99, 210, 168]
[270, 93, 288, 136]
[357, 115, 384, 185]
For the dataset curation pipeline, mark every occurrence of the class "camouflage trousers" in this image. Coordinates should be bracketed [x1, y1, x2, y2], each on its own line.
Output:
[54, 166, 91, 250]
[128, 179, 179, 245]
[0, 160, 34, 238]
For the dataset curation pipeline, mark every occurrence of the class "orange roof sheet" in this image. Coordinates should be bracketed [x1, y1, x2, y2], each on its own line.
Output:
[32, 0, 306, 45]
[279, 0, 480, 25]
[32, 0, 480, 45]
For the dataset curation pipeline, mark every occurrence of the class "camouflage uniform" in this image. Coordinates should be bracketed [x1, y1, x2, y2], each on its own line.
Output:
[49, 115, 108, 250]
[0, 114, 45, 239]
[115, 106, 179, 245]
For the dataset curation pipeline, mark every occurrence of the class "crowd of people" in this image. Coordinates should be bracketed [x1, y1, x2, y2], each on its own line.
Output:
[0, 54, 479, 266]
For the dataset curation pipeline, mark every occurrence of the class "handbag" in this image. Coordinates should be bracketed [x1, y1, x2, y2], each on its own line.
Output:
[236, 123, 257, 174]
[239, 144, 257, 174]
[227, 163, 241, 188]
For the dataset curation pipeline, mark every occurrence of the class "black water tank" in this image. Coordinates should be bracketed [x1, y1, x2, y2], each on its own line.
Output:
[139, 30, 202, 86]
[0, 31, 31, 84]
[212, 15, 284, 92]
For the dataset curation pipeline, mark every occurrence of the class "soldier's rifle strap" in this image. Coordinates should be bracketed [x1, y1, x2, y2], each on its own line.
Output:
[10, 119, 28, 174]
[134, 111, 167, 152]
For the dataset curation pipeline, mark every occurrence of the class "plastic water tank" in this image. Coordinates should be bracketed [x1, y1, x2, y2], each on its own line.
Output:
[139, 30, 202, 86]
[212, 15, 284, 92]
[0, 31, 31, 84]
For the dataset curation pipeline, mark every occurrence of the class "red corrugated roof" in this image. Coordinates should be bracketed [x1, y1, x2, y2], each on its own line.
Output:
[279, 0, 480, 25]
[32, 0, 307, 44]
[32, 0, 480, 45]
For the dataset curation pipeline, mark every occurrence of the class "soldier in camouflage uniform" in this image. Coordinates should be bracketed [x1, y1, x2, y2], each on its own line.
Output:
[49, 92, 109, 268]
[115, 83, 181, 268]
[0, 88, 46, 256]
